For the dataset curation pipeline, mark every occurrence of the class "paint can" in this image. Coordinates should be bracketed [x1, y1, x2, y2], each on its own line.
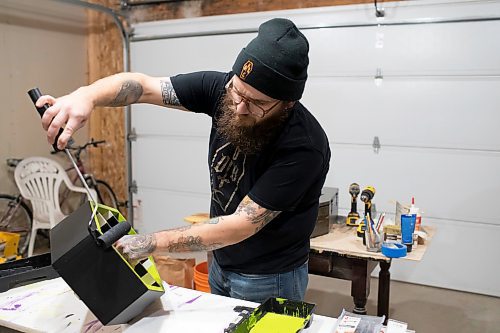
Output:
[193, 261, 210, 293]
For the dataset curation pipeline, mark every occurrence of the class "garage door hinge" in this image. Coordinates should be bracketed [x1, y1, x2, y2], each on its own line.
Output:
[129, 180, 138, 194]
[128, 127, 137, 141]
[372, 136, 381, 154]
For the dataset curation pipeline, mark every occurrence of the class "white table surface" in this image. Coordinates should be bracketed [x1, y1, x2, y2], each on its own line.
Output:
[0, 278, 337, 333]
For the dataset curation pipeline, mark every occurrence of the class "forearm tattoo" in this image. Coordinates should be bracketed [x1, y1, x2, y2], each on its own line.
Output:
[110, 80, 143, 106]
[167, 235, 223, 252]
[165, 223, 222, 252]
[236, 196, 281, 233]
[160, 79, 181, 106]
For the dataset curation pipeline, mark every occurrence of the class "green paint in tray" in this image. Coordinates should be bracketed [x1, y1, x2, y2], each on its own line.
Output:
[249, 312, 305, 333]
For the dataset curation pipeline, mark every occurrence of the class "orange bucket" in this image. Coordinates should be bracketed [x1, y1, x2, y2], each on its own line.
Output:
[193, 261, 211, 293]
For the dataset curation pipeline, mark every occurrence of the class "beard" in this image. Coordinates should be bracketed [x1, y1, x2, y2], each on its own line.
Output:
[216, 93, 290, 155]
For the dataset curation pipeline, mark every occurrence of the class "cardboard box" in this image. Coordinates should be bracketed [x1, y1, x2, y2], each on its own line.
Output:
[50, 202, 164, 325]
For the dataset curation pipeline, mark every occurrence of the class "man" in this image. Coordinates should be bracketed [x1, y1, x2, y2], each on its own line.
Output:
[37, 18, 330, 303]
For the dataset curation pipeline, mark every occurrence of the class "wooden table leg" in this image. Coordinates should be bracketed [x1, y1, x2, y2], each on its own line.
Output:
[351, 259, 371, 314]
[377, 260, 391, 324]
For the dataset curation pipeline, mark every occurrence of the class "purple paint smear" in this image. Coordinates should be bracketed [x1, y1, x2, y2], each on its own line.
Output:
[0, 292, 36, 311]
[185, 295, 202, 304]
[178, 294, 202, 308]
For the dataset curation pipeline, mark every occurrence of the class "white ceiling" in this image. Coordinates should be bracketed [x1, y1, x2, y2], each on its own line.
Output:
[0, 0, 87, 31]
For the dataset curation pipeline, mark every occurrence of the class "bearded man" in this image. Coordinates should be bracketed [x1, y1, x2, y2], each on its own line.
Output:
[37, 18, 330, 303]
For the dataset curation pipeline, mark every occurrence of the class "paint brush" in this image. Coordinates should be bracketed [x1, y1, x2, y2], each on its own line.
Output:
[366, 213, 374, 246]
[376, 213, 385, 232]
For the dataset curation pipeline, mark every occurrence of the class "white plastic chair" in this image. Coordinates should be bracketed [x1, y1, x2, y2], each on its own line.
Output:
[14, 156, 97, 257]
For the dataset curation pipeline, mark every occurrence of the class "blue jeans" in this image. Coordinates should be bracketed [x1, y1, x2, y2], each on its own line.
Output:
[208, 257, 309, 304]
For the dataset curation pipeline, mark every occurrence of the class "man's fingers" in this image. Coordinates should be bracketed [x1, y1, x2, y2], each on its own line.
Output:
[56, 127, 73, 150]
[57, 118, 79, 150]
[35, 95, 56, 108]
[116, 234, 133, 247]
[47, 110, 68, 145]
[37, 95, 57, 130]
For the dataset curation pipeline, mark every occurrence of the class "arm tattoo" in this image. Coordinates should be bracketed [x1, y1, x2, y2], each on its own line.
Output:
[160, 79, 181, 106]
[208, 217, 220, 224]
[236, 196, 281, 234]
[110, 80, 143, 106]
[166, 235, 222, 252]
[165, 222, 223, 252]
[130, 234, 157, 253]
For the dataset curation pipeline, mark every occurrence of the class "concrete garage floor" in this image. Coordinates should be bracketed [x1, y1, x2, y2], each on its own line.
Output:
[306, 274, 500, 333]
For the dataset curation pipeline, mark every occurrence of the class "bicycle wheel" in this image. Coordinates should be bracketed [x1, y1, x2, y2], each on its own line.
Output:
[94, 180, 119, 210]
[0, 194, 33, 256]
[59, 183, 87, 215]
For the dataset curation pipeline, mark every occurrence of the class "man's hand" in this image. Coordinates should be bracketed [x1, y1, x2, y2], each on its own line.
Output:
[115, 234, 157, 260]
[37, 88, 94, 150]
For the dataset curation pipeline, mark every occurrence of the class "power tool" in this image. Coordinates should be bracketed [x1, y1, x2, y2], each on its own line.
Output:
[356, 186, 376, 241]
[346, 183, 360, 226]
[361, 186, 376, 217]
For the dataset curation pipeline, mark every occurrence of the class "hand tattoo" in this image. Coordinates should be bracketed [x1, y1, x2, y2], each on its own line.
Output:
[119, 234, 156, 260]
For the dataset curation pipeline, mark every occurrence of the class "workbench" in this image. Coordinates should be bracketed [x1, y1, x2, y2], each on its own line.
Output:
[0, 277, 337, 332]
[309, 223, 434, 323]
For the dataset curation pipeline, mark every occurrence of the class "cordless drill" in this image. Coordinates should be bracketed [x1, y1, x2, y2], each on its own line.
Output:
[361, 186, 375, 218]
[357, 186, 376, 239]
[346, 183, 360, 226]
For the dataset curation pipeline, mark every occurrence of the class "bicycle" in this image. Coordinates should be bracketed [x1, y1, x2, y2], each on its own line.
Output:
[53, 138, 120, 214]
[0, 159, 33, 257]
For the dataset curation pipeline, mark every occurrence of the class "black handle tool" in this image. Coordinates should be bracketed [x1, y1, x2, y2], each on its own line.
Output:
[28, 87, 68, 152]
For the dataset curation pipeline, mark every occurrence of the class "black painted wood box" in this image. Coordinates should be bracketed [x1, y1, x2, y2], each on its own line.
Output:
[50, 202, 164, 325]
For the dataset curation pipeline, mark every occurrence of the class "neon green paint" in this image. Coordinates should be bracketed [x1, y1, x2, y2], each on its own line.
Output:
[249, 313, 305, 333]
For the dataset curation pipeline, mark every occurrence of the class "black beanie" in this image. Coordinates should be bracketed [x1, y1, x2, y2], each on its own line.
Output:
[232, 18, 309, 101]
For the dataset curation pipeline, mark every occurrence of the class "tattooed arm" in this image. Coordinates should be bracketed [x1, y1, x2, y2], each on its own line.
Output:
[37, 72, 187, 149]
[115, 195, 281, 260]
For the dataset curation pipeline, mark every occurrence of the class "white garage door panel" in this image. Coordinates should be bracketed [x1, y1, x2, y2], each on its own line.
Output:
[131, 104, 212, 137]
[131, 33, 254, 75]
[387, 219, 500, 297]
[326, 145, 500, 225]
[135, 22, 500, 77]
[132, 137, 210, 194]
[307, 21, 500, 76]
[304, 78, 500, 150]
[134, 188, 210, 234]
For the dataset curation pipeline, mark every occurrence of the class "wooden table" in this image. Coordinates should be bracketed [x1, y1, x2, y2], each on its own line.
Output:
[309, 222, 434, 323]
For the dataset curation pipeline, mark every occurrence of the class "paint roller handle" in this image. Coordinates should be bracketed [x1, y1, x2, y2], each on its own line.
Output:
[27, 87, 69, 152]
[28, 88, 49, 117]
[97, 221, 132, 249]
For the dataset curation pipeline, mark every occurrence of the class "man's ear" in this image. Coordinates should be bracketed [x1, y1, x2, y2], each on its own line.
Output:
[284, 101, 296, 109]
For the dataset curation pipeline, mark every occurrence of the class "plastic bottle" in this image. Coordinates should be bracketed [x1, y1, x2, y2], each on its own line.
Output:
[409, 197, 422, 231]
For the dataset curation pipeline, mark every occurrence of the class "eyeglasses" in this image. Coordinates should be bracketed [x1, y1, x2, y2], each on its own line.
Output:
[225, 78, 281, 118]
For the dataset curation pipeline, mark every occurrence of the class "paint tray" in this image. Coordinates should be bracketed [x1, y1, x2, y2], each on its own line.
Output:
[50, 201, 164, 325]
[0, 253, 58, 292]
[225, 297, 315, 333]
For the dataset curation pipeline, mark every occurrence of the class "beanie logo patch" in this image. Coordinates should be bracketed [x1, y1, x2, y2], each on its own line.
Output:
[239, 60, 254, 80]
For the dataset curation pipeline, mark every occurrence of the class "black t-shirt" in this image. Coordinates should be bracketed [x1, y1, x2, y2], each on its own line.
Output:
[171, 71, 330, 274]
